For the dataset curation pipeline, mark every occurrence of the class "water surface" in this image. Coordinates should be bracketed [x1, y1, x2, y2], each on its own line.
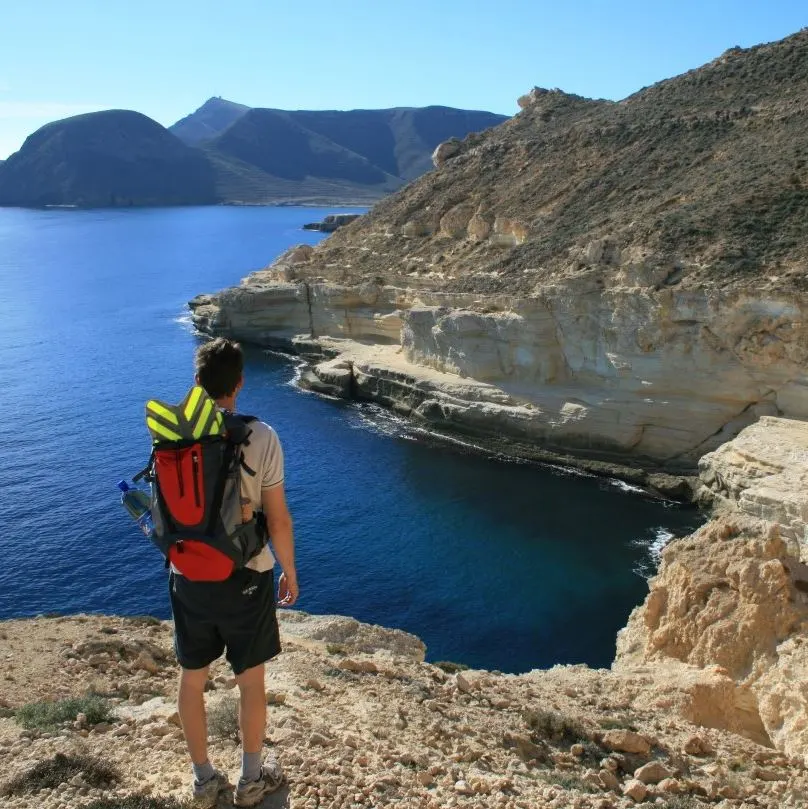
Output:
[0, 206, 701, 672]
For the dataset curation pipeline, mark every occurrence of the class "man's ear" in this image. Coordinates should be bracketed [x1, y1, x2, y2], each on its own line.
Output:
[194, 373, 200, 385]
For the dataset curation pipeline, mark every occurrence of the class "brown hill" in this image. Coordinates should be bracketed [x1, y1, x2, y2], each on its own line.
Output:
[293, 29, 808, 294]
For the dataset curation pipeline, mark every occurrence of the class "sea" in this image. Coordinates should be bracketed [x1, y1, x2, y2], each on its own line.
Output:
[0, 205, 702, 674]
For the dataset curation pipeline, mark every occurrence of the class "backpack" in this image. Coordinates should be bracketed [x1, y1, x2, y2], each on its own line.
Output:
[135, 386, 268, 582]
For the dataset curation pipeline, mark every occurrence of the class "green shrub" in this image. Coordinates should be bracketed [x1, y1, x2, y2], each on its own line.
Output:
[1, 753, 119, 796]
[433, 661, 469, 674]
[127, 615, 162, 627]
[524, 708, 588, 744]
[325, 643, 346, 655]
[539, 771, 599, 794]
[207, 695, 240, 743]
[323, 666, 356, 680]
[15, 694, 111, 730]
[84, 797, 188, 809]
[598, 715, 639, 732]
[660, 797, 703, 809]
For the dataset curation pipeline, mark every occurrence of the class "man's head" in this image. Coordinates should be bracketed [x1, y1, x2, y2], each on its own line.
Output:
[194, 337, 244, 400]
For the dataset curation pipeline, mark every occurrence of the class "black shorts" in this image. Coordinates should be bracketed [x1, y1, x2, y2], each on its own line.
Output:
[169, 568, 281, 675]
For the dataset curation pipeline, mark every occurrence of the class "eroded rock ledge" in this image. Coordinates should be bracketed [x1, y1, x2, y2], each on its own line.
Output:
[616, 417, 808, 763]
[189, 249, 808, 496]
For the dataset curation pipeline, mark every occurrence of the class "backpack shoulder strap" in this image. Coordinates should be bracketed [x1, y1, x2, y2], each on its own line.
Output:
[222, 412, 260, 477]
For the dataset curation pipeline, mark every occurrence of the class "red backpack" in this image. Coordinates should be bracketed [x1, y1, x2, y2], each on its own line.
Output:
[136, 405, 267, 582]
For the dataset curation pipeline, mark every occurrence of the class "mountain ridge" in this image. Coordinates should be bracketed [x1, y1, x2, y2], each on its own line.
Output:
[0, 100, 508, 207]
[291, 28, 808, 293]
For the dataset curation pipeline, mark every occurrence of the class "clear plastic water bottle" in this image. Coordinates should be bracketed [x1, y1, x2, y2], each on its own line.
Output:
[118, 480, 154, 537]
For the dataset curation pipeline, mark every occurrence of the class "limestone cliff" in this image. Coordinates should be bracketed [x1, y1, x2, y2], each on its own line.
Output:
[616, 417, 808, 761]
[191, 31, 808, 477]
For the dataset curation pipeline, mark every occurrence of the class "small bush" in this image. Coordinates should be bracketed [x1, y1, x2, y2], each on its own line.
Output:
[661, 797, 702, 809]
[576, 739, 606, 764]
[433, 661, 469, 674]
[1, 753, 119, 796]
[128, 615, 162, 627]
[15, 694, 111, 730]
[207, 696, 240, 743]
[539, 771, 599, 794]
[323, 666, 357, 681]
[525, 708, 588, 745]
[85, 797, 187, 809]
[598, 715, 639, 732]
[325, 643, 346, 655]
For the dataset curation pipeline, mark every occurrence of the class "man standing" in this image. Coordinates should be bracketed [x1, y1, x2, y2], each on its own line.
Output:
[169, 337, 299, 808]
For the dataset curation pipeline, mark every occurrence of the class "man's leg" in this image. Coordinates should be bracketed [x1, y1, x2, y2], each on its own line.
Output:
[224, 571, 284, 804]
[236, 663, 267, 757]
[178, 665, 211, 765]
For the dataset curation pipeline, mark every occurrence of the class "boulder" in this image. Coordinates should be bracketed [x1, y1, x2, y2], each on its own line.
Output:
[602, 730, 651, 756]
[633, 761, 673, 784]
[432, 138, 461, 168]
[622, 779, 648, 802]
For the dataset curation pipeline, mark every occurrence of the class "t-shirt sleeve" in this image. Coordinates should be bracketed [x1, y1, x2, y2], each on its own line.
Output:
[261, 425, 285, 489]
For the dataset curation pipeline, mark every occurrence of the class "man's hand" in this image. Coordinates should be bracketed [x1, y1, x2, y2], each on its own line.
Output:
[277, 571, 299, 607]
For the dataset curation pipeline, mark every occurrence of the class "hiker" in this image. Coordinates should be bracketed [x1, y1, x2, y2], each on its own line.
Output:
[166, 337, 298, 807]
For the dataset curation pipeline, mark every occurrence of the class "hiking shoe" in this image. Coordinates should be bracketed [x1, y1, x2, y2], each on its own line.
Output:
[234, 753, 284, 807]
[192, 769, 229, 808]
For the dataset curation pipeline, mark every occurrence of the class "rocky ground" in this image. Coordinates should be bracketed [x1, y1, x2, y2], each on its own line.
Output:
[0, 606, 806, 809]
[3, 421, 808, 808]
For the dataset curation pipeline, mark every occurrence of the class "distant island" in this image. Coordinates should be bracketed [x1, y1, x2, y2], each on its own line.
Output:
[0, 98, 508, 208]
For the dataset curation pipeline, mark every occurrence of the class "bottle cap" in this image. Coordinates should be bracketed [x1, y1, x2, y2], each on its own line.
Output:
[117, 480, 130, 492]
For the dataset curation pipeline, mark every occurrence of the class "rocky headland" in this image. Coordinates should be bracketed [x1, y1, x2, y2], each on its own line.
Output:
[3, 419, 808, 808]
[189, 31, 808, 496]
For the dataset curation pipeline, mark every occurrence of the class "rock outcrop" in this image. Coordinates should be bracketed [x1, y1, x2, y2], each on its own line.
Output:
[697, 416, 808, 553]
[302, 213, 362, 232]
[190, 30, 808, 477]
[617, 417, 808, 761]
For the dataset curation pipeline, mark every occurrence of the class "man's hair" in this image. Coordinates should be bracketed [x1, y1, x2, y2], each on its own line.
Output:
[195, 338, 244, 399]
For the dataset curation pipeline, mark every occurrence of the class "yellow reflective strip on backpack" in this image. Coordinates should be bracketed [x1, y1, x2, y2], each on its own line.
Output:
[146, 416, 183, 442]
[192, 398, 214, 439]
[146, 400, 180, 425]
[208, 412, 223, 435]
[184, 386, 204, 421]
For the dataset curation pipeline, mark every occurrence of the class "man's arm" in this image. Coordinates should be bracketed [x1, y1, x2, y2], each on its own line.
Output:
[262, 484, 298, 606]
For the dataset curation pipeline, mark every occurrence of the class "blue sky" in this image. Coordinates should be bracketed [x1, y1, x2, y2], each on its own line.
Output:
[0, 0, 805, 158]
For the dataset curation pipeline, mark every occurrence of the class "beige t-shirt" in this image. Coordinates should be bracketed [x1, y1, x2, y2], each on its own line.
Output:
[239, 419, 284, 573]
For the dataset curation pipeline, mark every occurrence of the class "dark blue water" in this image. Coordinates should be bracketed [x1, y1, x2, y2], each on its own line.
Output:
[0, 206, 701, 673]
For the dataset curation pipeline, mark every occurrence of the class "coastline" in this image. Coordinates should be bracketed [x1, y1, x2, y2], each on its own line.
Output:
[191, 298, 700, 501]
[289, 343, 699, 502]
[1, 199, 377, 212]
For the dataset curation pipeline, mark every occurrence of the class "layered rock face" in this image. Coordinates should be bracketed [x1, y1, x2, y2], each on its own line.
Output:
[617, 417, 808, 760]
[191, 264, 808, 472]
[191, 31, 808, 474]
[697, 416, 808, 552]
